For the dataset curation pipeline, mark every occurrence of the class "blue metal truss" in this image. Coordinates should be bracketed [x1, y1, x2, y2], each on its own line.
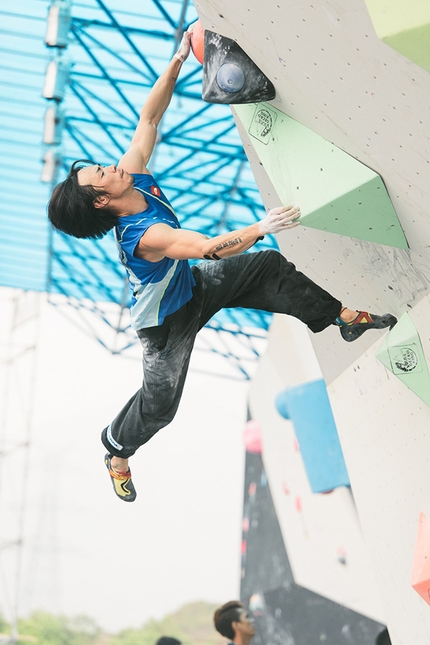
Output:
[0, 0, 277, 379]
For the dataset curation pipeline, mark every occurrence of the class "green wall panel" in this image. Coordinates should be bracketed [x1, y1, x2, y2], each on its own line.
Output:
[384, 25, 430, 73]
[364, 0, 430, 72]
[376, 313, 430, 407]
[235, 102, 408, 248]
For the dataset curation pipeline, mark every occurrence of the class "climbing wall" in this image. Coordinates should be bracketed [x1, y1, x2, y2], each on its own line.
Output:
[194, 1, 430, 643]
[240, 445, 387, 644]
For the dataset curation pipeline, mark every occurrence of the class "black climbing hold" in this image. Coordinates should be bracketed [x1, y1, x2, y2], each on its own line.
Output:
[202, 30, 276, 104]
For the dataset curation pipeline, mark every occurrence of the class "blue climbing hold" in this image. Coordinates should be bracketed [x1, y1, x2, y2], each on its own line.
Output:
[216, 63, 245, 93]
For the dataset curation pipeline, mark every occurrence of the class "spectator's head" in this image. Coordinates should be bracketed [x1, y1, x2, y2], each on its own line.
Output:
[155, 637, 182, 645]
[213, 600, 255, 642]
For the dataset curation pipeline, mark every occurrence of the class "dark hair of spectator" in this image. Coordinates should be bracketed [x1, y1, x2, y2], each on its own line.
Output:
[213, 600, 244, 640]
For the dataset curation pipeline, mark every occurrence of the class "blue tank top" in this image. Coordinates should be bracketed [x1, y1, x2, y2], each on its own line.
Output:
[114, 173, 195, 329]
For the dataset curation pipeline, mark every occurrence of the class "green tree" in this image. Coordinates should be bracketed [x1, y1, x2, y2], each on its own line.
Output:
[111, 602, 223, 645]
[0, 609, 10, 633]
[1, 600, 224, 645]
[17, 611, 100, 645]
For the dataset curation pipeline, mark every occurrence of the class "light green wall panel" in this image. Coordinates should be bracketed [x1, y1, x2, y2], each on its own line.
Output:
[376, 313, 430, 407]
[384, 25, 430, 73]
[363, 0, 430, 37]
[364, 0, 430, 72]
[234, 102, 408, 248]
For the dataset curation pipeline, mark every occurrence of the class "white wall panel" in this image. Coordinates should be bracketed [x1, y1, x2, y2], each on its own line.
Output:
[196, 1, 430, 641]
[248, 315, 385, 621]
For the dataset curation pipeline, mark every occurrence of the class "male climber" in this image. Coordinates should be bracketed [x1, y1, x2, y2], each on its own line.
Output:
[48, 27, 397, 502]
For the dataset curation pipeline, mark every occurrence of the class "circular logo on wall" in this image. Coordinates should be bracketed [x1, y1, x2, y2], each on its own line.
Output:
[254, 108, 273, 138]
[249, 104, 277, 144]
[393, 346, 418, 373]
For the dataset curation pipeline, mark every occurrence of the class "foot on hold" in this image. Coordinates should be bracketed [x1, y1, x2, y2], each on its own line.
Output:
[336, 311, 397, 342]
[105, 453, 137, 502]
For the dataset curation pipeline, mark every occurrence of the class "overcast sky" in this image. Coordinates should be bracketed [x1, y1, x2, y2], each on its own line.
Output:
[0, 287, 258, 633]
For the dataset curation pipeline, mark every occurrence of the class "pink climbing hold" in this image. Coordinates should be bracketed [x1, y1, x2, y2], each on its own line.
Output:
[411, 512, 430, 605]
[243, 419, 263, 454]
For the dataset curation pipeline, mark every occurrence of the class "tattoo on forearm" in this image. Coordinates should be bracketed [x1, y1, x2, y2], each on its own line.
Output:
[214, 237, 242, 251]
[203, 237, 244, 261]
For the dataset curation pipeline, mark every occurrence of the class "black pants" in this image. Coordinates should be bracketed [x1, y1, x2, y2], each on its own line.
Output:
[101, 250, 342, 458]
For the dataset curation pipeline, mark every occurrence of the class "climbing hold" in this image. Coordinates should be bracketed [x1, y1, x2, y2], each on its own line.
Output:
[249, 482, 257, 497]
[249, 592, 265, 615]
[216, 63, 245, 92]
[243, 419, 262, 454]
[411, 512, 430, 605]
[202, 31, 275, 104]
[275, 380, 350, 494]
[190, 19, 204, 64]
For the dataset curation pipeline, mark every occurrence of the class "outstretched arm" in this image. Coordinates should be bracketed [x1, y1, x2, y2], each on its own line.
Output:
[118, 30, 193, 174]
[136, 205, 301, 262]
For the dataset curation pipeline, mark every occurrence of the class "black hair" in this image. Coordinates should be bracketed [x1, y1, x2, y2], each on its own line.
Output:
[213, 601, 244, 640]
[155, 638, 182, 645]
[47, 159, 119, 239]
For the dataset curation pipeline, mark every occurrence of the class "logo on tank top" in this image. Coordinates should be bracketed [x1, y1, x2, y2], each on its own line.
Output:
[150, 185, 161, 196]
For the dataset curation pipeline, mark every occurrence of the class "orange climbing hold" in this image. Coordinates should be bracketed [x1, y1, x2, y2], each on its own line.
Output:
[411, 512, 430, 605]
[191, 20, 204, 64]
